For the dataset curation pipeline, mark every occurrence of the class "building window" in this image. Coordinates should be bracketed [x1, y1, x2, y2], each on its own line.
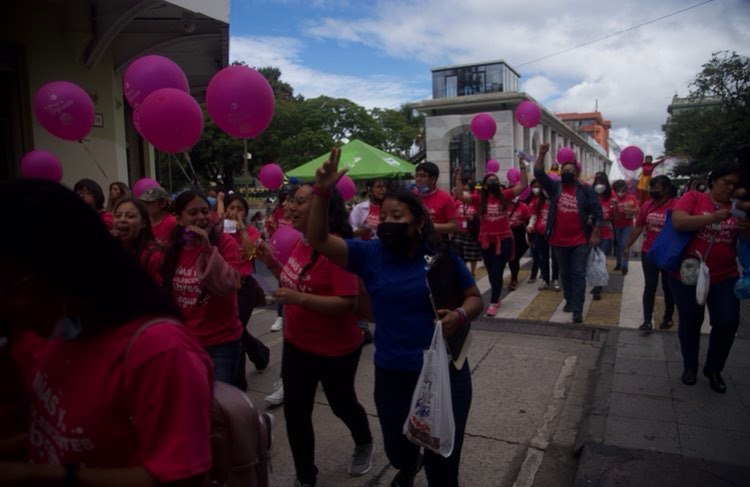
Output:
[445, 76, 457, 97]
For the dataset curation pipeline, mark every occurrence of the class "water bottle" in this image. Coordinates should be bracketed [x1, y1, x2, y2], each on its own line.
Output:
[515, 149, 534, 163]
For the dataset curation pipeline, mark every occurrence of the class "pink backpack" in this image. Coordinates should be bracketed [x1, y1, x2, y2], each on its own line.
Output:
[125, 319, 272, 487]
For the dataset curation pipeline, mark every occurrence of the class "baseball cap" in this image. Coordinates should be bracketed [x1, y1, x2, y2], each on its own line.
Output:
[139, 186, 170, 202]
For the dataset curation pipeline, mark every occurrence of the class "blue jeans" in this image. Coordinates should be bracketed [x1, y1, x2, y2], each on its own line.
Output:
[554, 244, 590, 319]
[205, 339, 242, 386]
[482, 238, 513, 303]
[374, 362, 472, 487]
[641, 254, 674, 324]
[667, 276, 740, 373]
[614, 226, 633, 270]
[533, 235, 559, 283]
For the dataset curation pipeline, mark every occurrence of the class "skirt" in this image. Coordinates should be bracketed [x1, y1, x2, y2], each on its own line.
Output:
[456, 232, 483, 262]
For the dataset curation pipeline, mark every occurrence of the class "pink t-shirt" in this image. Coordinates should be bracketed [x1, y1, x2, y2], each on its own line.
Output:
[509, 201, 531, 228]
[280, 239, 362, 357]
[418, 188, 458, 226]
[22, 318, 212, 483]
[614, 194, 639, 228]
[550, 185, 587, 247]
[100, 210, 113, 231]
[674, 191, 741, 283]
[171, 233, 242, 346]
[471, 189, 515, 246]
[455, 198, 478, 234]
[636, 198, 675, 253]
[532, 199, 551, 236]
[229, 226, 261, 277]
[138, 243, 164, 285]
[598, 195, 615, 240]
[152, 214, 178, 246]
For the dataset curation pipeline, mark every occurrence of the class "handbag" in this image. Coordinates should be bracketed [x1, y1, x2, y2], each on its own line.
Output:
[646, 210, 694, 272]
[403, 321, 455, 458]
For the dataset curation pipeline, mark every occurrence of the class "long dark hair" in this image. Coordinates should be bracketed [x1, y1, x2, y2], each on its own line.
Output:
[0, 179, 179, 332]
[530, 179, 548, 213]
[594, 172, 612, 201]
[297, 185, 353, 283]
[382, 187, 443, 255]
[480, 173, 507, 215]
[161, 191, 220, 296]
[73, 178, 105, 210]
[113, 197, 159, 260]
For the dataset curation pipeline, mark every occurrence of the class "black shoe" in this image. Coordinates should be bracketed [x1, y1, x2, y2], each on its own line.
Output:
[658, 319, 673, 330]
[681, 368, 697, 386]
[614, 265, 621, 271]
[593, 292, 602, 301]
[390, 454, 423, 487]
[563, 304, 573, 312]
[703, 370, 726, 393]
[573, 315, 583, 323]
[363, 329, 373, 345]
[638, 322, 653, 331]
[622, 268, 628, 275]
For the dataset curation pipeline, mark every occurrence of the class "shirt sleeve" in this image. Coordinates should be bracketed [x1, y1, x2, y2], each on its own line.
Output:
[451, 252, 476, 291]
[673, 190, 699, 214]
[124, 323, 213, 483]
[345, 238, 372, 277]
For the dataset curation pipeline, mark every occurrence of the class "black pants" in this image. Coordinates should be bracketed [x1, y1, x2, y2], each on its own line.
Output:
[640, 254, 674, 324]
[282, 340, 372, 486]
[508, 225, 530, 282]
[235, 276, 270, 390]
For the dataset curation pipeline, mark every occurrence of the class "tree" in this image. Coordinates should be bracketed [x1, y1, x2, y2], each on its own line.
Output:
[664, 51, 750, 176]
[371, 104, 424, 159]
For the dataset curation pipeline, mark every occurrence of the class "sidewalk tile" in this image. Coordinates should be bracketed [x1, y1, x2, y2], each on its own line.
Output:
[609, 392, 675, 422]
[679, 424, 750, 467]
[612, 373, 672, 398]
[614, 357, 668, 377]
[605, 416, 681, 454]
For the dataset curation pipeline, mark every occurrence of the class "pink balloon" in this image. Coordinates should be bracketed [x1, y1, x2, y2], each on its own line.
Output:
[132, 111, 144, 136]
[486, 159, 500, 173]
[507, 167, 521, 185]
[259, 164, 284, 190]
[20, 150, 63, 182]
[206, 65, 276, 138]
[269, 224, 301, 265]
[556, 147, 576, 164]
[133, 177, 160, 198]
[336, 175, 356, 201]
[33, 81, 95, 141]
[123, 55, 189, 111]
[515, 101, 541, 128]
[138, 88, 204, 153]
[620, 146, 645, 171]
[470, 113, 497, 140]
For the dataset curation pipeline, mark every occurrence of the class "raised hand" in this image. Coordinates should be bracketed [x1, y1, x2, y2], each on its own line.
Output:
[314, 147, 347, 192]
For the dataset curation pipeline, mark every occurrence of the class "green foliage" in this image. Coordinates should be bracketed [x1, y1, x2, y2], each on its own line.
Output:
[665, 51, 750, 177]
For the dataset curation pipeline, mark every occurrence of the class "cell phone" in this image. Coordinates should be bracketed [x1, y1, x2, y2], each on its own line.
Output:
[223, 219, 238, 234]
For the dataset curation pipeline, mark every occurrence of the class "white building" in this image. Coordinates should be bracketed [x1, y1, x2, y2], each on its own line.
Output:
[410, 60, 611, 188]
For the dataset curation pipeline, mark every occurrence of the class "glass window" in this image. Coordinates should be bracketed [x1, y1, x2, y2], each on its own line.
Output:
[445, 76, 457, 97]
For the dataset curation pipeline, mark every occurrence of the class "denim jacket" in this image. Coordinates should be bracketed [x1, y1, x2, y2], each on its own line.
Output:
[533, 167, 604, 242]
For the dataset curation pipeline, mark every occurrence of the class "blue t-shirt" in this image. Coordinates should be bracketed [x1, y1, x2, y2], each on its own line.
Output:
[346, 239, 476, 371]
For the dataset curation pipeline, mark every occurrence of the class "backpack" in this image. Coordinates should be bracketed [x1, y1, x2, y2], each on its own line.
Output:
[125, 319, 272, 487]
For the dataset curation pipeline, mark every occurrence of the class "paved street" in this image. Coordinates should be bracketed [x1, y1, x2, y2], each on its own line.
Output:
[243, 257, 750, 486]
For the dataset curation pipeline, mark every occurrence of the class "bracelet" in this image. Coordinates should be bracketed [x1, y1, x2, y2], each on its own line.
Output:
[312, 185, 332, 198]
[64, 463, 79, 487]
[455, 307, 468, 327]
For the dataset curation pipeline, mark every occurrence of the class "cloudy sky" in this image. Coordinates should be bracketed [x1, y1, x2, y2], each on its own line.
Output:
[229, 0, 750, 158]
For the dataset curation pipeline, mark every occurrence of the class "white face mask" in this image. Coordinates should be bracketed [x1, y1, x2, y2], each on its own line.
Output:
[531, 188, 541, 195]
[594, 184, 606, 194]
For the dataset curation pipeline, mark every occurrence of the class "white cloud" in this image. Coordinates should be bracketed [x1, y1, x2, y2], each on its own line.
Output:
[300, 0, 750, 154]
[229, 35, 426, 109]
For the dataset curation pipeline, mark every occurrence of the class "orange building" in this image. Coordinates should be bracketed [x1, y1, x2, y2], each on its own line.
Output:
[556, 112, 612, 154]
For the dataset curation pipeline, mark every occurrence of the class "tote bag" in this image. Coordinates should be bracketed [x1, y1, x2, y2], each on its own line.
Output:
[646, 210, 694, 272]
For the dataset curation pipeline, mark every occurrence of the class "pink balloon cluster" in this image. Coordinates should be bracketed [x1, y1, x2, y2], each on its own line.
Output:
[515, 101, 541, 128]
[206, 65, 276, 139]
[259, 164, 284, 190]
[33, 81, 95, 141]
[486, 159, 500, 173]
[556, 147, 576, 164]
[620, 146, 644, 171]
[336, 175, 356, 201]
[269, 224, 301, 265]
[471, 113, 497, 140]
[20, 150, 63, 182]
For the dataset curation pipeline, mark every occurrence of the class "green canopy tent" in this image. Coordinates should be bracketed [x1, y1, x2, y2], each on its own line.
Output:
[286, 139, 416, 181]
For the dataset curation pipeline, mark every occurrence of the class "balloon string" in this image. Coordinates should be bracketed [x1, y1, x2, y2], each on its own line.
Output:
[182, 151, 202, 190]
[79, 141, 111, 181]
[169, 153, 194, 186]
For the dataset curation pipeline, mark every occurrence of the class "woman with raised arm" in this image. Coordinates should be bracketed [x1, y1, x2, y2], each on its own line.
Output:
[306, 148, 484, 487]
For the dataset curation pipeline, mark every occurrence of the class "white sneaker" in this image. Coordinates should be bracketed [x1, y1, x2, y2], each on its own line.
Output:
[270, 317, 283, 332]
[552, 280, 561, 291]
[265, 381, 284, 405]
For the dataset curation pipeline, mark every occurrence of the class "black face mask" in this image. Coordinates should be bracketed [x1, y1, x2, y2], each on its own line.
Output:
[485, 181, 500, 194]
[377, 222, 412, 253]
[649, 191, 662, 200]
[561, 173, 576, 185]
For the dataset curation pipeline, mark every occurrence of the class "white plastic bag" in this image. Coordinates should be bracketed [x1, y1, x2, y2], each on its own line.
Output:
[696, 260, 710, 306]
[586, 247, 609, 288]
[403, 321, 455, 457]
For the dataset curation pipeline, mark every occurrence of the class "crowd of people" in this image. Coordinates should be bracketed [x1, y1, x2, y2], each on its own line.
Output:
[1, 145, 748, 486]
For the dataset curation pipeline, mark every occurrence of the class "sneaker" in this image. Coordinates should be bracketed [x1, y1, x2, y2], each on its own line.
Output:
[527, 277, 537, 283]
[552, 280, 561, 291]
[349, 443, 373, 476]
[658, 319, 673, 330]
[638, 322, 653, 331]
[270, 316, 283, 332]
[486, 303, 499, 316]
[265, 381, 284, 405]
[538, 282, 550, 291]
